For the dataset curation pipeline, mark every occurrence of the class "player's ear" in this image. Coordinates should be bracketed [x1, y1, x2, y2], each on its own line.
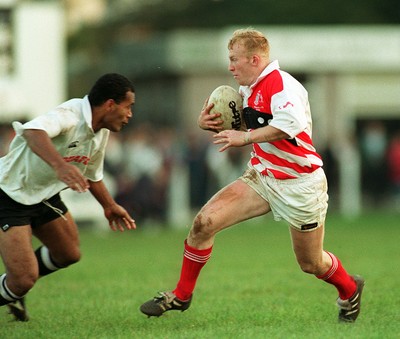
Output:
[250, 54, 260, 66]
[104, 98, 115, 111]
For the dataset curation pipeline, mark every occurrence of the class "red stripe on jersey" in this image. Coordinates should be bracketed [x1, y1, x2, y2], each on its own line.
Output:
[269, 134, 322, 161]
[265, 70, 284, 97]
[251, 157, 297, 179]
[264, 168, 298, 179]
[269, 139, 306, 158]
[296, 131, 313, 145]
[253, 143, 319, 174]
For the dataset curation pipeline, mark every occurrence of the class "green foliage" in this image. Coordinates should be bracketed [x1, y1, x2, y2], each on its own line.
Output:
[1, 212, 399, 338]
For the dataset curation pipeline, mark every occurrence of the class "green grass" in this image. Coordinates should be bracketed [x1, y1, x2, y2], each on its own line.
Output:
[1, 212, 399, 338]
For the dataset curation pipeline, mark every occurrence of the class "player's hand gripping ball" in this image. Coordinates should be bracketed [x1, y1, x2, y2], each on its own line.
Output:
[208, 85, 244, 131]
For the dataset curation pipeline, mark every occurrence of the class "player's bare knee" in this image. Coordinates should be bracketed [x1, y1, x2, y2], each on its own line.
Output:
[192, 212, 215, 238]
[55, 248, 81, 267]
[9, 272, 38, 296]
[21, 275, 37, 293]
[64, 250, 81, 266]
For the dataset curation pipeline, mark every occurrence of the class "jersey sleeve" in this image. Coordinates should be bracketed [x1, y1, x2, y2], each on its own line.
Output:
[268, 89, 308, 139]
[12, 108, 79, 138]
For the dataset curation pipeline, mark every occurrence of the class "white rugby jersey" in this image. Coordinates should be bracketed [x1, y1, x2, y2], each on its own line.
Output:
[239, 60, 323, 179]
[0, 95, 109, 205]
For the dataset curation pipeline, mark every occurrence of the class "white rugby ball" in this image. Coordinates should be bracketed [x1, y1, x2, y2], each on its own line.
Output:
[208, 85, 243, 131]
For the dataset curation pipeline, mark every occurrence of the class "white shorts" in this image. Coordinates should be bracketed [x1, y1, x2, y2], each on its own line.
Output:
[239, 165, 328, 232]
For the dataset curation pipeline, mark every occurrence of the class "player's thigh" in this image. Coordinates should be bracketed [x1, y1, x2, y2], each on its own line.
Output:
[0, 225, 38, 279]
[32, 212, 80, 262]
[194, 179, 270, 232]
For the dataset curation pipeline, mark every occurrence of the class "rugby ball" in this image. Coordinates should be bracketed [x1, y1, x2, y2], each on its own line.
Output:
[208, 85, 243, 131]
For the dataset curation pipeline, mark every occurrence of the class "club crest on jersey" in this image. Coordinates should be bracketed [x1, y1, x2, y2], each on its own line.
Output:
[254, 91, 264, 107]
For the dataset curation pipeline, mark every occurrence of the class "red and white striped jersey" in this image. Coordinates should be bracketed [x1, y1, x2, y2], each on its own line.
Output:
[239, 60, 323, 180]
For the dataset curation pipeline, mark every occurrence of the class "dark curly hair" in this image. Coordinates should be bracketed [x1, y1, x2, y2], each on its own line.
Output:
[88, 73, 135, 106]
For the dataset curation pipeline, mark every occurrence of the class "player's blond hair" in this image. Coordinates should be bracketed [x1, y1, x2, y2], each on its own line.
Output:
[228, 28, 270, 59]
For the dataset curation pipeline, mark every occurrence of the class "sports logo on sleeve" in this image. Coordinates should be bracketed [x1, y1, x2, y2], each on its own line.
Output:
[68, 141, 80, 148]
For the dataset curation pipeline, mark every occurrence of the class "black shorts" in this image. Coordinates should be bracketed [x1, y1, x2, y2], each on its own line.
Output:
[0, 189, 68, 231]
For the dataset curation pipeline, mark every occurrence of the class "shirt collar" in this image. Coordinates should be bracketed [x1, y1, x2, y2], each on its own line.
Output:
[82, 95, 94, 130]
[239, 60, 280, 99]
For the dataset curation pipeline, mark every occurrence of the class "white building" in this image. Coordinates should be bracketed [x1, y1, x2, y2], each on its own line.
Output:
[0, 0, 65, 122]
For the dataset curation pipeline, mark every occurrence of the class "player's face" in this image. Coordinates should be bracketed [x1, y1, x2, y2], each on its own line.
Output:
[228, 43, 256, 86]
[106, 91, 135, 132]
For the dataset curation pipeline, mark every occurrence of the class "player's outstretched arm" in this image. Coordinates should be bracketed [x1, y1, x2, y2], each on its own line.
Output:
[213, 125, 290, 152]
[89, 180, 136, 232]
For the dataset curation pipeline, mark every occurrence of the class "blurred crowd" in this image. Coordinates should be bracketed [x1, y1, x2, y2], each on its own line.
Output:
[359, 121, 400, 209]
[1, 120, 400, 227]
[106, 123, 249, 225]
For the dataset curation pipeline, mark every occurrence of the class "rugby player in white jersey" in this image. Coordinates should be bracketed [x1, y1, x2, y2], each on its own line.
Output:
[0, 73, 136, 321]
[140, 29, 364, 323]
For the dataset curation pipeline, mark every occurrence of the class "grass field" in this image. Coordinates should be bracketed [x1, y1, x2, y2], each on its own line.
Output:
[1, 212, 399, 338]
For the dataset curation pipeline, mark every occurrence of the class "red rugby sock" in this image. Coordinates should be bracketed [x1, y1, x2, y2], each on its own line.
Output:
[173, 240, 212, 301]
[317, 251, 357, 300]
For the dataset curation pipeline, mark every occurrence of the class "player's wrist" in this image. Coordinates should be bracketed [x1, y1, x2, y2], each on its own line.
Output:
[243, 131, 252, 144]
